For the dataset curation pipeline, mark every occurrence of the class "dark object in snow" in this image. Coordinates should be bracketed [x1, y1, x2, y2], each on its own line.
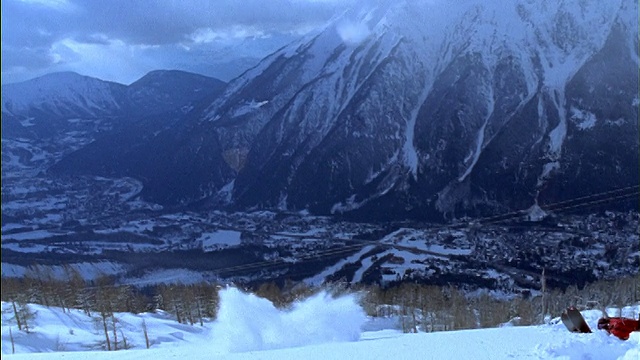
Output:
[561, 307, 592, 333]
[597, 316, 640, 341]
[561, 312, 578, 333]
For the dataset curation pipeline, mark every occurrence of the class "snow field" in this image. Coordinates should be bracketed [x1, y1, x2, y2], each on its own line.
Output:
[2, 289, 639, 359]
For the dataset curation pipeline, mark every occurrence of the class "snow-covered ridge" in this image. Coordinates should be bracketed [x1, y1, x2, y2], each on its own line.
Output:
[1, 70, 226, 120]
[1, 72, 125, 117]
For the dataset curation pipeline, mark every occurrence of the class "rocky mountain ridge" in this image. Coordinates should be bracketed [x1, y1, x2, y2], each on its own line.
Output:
[195, 0, 638, 220]
[8, 0, 639, 222]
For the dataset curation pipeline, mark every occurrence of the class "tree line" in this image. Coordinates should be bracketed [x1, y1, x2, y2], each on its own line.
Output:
[1, 265, 638, 348]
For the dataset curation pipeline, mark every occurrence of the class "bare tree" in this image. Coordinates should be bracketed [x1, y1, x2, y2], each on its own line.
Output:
[142, 319, 151, 349]
[112, 314, 119, 351]
[93, 275, 119, 350]
[9, 327, 15, 354]
[10, 301, 23, 331]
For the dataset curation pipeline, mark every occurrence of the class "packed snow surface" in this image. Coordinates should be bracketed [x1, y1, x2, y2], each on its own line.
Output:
[2, 289, 639, 359]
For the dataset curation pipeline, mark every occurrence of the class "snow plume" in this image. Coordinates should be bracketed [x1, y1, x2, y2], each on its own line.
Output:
[213, 287, 366, 353]
[336, 20, 370, 46]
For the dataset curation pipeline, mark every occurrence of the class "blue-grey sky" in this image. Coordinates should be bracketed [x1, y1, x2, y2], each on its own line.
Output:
[1, 0, 356, 85]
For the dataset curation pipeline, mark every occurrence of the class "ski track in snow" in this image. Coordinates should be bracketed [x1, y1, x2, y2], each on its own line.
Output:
[352, 249, 392, 283]
[304, 245, 375, 286]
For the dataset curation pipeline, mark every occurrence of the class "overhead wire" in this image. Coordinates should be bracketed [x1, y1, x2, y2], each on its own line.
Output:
[212, 185, 639, 278]
[455, 185, 639, 227]
[37, 186, 636, 285]
[213, 243, 371, 275]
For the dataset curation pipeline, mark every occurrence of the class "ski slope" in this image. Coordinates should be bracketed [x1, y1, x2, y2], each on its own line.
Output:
[2, 288, 639, 360]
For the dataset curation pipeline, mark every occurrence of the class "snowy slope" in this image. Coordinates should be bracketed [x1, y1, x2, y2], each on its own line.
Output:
[1, 72, 126, 119]
[2, 290, 639, 359]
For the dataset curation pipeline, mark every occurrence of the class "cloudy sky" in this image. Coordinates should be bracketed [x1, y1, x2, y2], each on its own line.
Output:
[1, 0, 358, 85]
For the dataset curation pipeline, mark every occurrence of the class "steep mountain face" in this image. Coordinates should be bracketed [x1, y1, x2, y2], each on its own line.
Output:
[39, 72, 229, 205]
[52, 103, 236, 206]
[43, 0, 639, 220]
[204, 0, 638, 220]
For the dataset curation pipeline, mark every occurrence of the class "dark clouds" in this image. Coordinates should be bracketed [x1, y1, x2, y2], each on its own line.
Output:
[1, 46, 55, 69]
[1, 0, 354, 84]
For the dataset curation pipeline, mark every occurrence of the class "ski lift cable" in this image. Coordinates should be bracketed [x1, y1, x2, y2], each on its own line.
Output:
[24, 188, 636, 288]
[452, 186, 639, 228]
[482, 189, 639, 227]
[214, 186, 639, 277]
[540, 191, 638, 215]
[542, 185, 639, 210]
[213, 243, 374, 275]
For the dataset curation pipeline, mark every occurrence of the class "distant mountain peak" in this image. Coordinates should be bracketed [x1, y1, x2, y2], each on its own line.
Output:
[1, 71, 126, 118]
[129, 69, 223, 89]
[1, 70, 227, 119]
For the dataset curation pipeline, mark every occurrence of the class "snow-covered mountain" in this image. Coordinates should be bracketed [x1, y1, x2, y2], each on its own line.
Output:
[1, 72, 126, 120]
[215, 0, 638, 220]
[1, 70, 226, 175]
[127, 70, 226, 115]
[49, 0, 639, 220]
[1, 70, 226, 134]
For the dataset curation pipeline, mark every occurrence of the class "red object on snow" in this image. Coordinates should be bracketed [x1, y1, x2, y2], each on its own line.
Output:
[597, 317, 640, 340]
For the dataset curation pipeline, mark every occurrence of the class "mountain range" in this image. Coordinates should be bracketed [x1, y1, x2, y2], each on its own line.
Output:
[3, 0, 638, 222]
[1, 70, 226, 140]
